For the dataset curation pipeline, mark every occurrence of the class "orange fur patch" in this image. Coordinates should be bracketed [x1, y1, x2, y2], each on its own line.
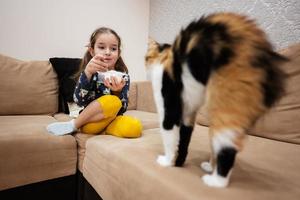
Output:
[145, 41, 174, 79]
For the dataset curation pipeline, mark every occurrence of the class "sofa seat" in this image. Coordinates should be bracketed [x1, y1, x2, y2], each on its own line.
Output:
[75, 133, 95, 172]
[75, 110, 160, 172]
[124, 110, 159, 130]
[0, 115, 77, 190]
[82, 125, 300, 200]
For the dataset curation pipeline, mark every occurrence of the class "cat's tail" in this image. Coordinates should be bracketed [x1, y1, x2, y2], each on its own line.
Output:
[254, 48, 288, 108]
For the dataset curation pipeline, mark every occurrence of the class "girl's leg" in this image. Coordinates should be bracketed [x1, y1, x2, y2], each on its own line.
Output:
[80, 95, 122, 134]
[47, 95, 121, 135]
[80, 116, 115, 135]
[73, 100, 105, 129]
[105, 115, 143, 138]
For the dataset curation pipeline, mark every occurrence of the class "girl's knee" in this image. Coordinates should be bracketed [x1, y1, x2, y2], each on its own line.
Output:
[96, 95, 122, 118]
[106, 116, 143, 138]
[81, 117, 115, 135]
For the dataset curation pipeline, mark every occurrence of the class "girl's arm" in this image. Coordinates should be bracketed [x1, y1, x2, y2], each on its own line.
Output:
[73, 72, 96, 107]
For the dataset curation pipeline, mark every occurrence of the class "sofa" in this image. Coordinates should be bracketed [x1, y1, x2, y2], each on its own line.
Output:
[0, 43, 299, 200]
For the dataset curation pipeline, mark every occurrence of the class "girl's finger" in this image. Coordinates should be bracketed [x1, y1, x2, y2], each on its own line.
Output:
[94, 60, 108, 71]
[95, 65, 107, 72]
[111, 77, 117, 88]
[120, 79, 125, 86]
[94, 54, 104, 60]
[104, 78, 111, 87]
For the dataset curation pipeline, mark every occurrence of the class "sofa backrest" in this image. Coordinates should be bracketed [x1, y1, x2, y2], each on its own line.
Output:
[0, 54, 59, 115]
[249, 43, 300, 144]
[127, 82, 137, 110]
[136, 81, 157, 113]
[127, 81, 157, 113]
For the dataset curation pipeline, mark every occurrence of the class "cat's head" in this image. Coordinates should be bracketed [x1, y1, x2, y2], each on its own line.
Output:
[145, 38, 173, 77]
[145, 38, 173, 68]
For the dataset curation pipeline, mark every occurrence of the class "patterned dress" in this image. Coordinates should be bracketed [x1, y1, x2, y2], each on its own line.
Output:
[73, 72, 130, 115]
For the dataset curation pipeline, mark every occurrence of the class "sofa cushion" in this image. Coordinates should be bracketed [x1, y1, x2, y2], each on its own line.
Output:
[124, 110, 159, 130]
[127, 82, 137, 110]
[136, 81, 157, 113]
[74, 110, 160, 172]
[0, 115, 77, 190]
[49, 57, 82, 114]
[249, 43, 300, 144]
[82, 125, 300, 200]
[74, 133, 95, 172]
[0, 54, 59, 115]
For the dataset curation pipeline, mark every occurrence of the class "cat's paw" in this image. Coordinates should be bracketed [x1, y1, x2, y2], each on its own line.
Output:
[201, 161, 213, 173]
[202, 174, 229, 188]
[156, 155, 173, 167]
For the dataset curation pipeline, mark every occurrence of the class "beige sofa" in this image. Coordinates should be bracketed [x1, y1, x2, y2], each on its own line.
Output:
[0, 55, 78, 199]
[1, 43, 300, 200]
[76, 44, 300, 200]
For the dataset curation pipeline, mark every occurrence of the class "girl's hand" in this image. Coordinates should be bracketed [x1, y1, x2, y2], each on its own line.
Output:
[104, 76, 126, 92]
[84, 54, 109, 80]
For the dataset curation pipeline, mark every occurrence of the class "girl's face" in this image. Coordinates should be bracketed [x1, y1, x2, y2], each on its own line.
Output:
[90, 33, 120, 70]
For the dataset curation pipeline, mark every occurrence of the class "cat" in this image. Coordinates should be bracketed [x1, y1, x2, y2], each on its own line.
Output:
[145, 12, 286, 188]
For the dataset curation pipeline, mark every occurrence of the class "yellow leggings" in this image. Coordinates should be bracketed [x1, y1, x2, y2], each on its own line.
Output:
[80, 95, 142, 138]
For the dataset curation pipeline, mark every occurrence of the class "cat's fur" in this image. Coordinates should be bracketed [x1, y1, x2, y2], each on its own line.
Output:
[145, 12, 286, 188]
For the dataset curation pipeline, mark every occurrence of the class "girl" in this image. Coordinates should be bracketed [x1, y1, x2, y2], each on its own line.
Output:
[47, 27, 142, 137]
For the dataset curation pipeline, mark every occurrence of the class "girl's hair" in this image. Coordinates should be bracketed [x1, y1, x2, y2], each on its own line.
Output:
[74, 27, 128, 80]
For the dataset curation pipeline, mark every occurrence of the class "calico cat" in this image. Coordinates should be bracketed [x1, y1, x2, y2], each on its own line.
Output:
[145, 12, 286, 188]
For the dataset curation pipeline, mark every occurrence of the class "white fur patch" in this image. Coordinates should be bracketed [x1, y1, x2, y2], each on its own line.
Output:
[212, 129, 237, 155]
[156, 126, 180, 166]
[147, 63, 165, 123]
[148, 63, 180, 167]
[201, 161, 213, 173]
[202, 170, 230, 188]
[203, 129, 237, 188]
[181, 63, 205, 125]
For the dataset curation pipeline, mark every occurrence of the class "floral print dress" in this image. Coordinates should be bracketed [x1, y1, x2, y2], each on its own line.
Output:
[73, 72, 130, 115]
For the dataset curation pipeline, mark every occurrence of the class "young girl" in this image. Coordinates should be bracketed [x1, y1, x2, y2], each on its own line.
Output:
[47, 27, 142, 137]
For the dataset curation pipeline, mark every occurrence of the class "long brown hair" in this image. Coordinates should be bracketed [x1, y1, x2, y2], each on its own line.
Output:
[74, 27, 128, 80]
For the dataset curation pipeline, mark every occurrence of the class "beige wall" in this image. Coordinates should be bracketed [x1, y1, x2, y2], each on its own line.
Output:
[0, 0, 149, 81]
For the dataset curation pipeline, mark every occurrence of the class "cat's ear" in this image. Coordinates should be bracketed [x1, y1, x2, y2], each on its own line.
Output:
[148, 37, 158, 48]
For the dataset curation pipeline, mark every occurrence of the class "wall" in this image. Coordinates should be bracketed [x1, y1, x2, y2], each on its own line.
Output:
[1, 0, 298, 81]
[150, 0, 300, 49]
[0, 0, 149, 81]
